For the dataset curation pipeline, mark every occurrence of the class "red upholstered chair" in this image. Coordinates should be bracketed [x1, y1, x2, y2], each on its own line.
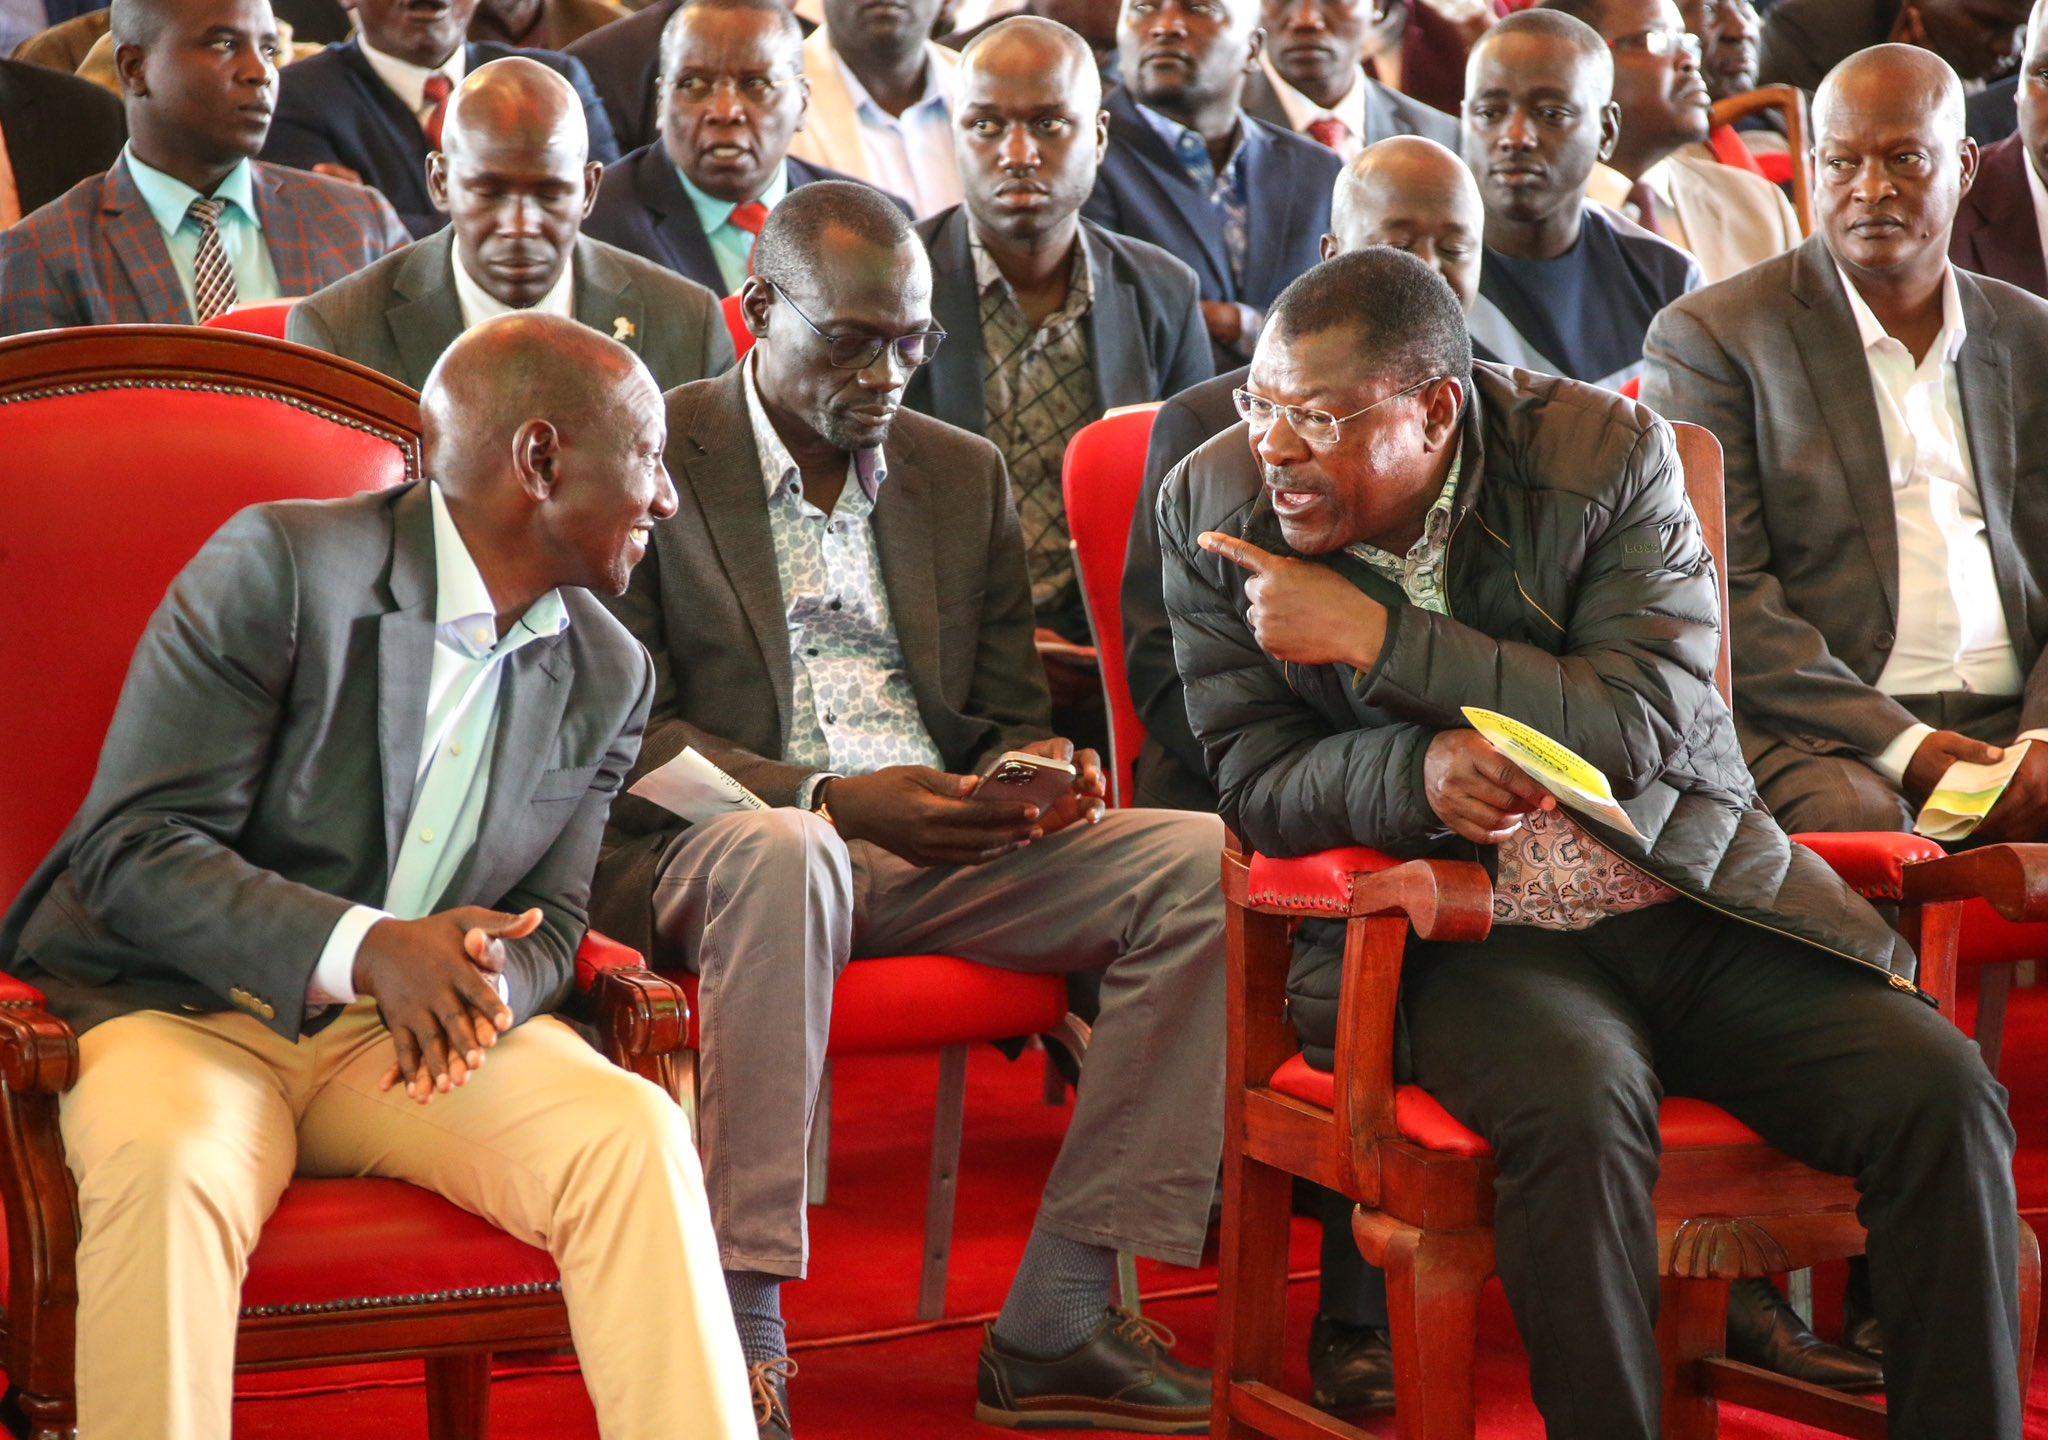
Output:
[1710, 86, 1814, 234]
[1062, 405, 1160, 809]
[201, 301, 297, 338]
[721, 293, 754, 359]
[0, 325, 693, 1440]
[1210, 421, 2044, 1440]
[674, 958, 1081, 1320]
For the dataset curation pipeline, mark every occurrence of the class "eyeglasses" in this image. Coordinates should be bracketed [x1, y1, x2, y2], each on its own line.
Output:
[766, 282, 947, 370]
[1612, 28, 1703, 63]
[1232, 376, 1442, 446]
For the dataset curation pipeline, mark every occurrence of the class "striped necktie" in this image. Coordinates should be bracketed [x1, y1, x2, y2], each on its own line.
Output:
[186, 197, 238, 323]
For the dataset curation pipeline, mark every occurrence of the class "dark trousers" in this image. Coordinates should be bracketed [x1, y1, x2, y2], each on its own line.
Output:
[1401, 902, 2020, 1440]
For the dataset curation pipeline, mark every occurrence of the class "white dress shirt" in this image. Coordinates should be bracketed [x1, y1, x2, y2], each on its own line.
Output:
[357, 32, 468, 129]
[1836, 265, 2032, 783]
[825, 38, 961, 217]
[308, 483, 569, 1008]
[1257, 54, 1366, 159]
[2024, 140, 2048, 282]
[452, 251, 577, 330]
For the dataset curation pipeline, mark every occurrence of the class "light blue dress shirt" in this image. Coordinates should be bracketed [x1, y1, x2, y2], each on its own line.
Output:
[122, 146, 282, 315]
[309, 483, 570, 1013]
[677, 162, 791, 295]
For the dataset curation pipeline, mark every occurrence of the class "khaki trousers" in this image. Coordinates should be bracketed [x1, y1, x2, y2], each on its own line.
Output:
[58, 1000, 754, 1440]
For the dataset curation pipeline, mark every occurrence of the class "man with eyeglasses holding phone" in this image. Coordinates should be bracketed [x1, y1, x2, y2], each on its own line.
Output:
[592, 178, 1228, 1439]
[1156, 244, 2024, 1440]
[1548, 0, 1798, 282]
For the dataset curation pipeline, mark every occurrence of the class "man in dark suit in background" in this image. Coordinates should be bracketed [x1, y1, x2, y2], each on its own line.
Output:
[1084, 0, 1343, 369]
[262, 0, 619, 237]
[565, 0, 679, 153]
[1120, 136, 1477, 1420]
[908, 17, 1209, 734]
[584, 0, 889, 295]
[1951, 0, 2048, 295]
[292, 57, 731, 389]
[1243, 0, 1458, 157]
[1759, 0, 2029, 91]
[0, 56, 125, 224]
[0, 311, 755, 1440]
[0, 0, 406, 333]
[591, 180, 1226, 1437]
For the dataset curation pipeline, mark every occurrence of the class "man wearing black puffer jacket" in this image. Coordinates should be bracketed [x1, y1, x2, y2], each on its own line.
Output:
[1154, 245, 2024, 1440]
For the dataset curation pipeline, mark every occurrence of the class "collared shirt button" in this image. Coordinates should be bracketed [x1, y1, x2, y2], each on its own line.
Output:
[449, 742, 462, 757]
[420, 827, 435, 843]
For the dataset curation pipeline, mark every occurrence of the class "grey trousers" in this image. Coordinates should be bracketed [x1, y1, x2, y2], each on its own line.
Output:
[650, 807, 1228, 1279]
[1749, 691, 2023, 834]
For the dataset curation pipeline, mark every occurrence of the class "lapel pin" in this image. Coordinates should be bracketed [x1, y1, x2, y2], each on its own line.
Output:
[613, 316, 636, 342]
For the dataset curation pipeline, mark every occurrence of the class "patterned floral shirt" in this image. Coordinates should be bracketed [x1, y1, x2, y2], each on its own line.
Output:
[971, 230, 1098, 633]
[1346, 447, 1675, 931]
[743, 357, 946, 778]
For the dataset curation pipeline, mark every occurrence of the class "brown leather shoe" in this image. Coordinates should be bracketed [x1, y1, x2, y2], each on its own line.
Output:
[975, 1310, 1210, 1433]
[750, 1357, 797, 1439]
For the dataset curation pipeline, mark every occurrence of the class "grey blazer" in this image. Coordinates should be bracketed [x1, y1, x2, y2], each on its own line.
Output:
[0, 484, 654, 1039]
[1239, 66, 1460, 151]
[1641, 235, 2048, 762]
[288, 229, 736, 392]
[590, 366, 1054, 955]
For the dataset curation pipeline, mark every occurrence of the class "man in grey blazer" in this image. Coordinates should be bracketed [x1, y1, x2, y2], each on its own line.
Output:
[591, 180, 1226, 1437]
[0, 315, 753, 1440]
[291, 56, 732, 391]
[1644, 44, 2048, 841]
[1243, 0, 1460, 157]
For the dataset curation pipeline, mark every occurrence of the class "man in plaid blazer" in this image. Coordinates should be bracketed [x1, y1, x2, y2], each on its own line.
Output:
[0, 0, 406, 336]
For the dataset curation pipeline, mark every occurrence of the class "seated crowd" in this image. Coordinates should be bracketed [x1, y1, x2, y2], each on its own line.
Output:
[1, 0, 2046, 1433]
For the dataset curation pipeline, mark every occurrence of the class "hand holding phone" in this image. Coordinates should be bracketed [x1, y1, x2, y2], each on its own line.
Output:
[980, 751, 1079, 815]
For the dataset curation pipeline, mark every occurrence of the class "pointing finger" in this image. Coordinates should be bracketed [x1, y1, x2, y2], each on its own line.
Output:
[1198, 531, 1281, 576]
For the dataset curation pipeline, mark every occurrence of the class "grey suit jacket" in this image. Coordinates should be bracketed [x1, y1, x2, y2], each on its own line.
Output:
[0, 483, 654, 1039]
[1641, 235, 2048, 762]
[590, 366, 1054, 954]
[904, 207, 1213, 435]
[288, 229, 735, 392]
[1240, 66, 1460, 150]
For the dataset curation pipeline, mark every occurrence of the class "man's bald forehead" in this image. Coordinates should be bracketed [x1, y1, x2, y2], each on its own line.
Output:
[959, 15, 1101, 107]
[1332, 136, 1477, 231]
[660, 0, 805, 85]
[424, 314, 652, 468]
[443, 56, 589, 159]
[1814, 43, 1966, 141]
[1469, 7, 1614, 95]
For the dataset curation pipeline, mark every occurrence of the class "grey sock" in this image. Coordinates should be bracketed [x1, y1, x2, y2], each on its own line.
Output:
[724, 1269, 787, 1368]
[992, 1227, 1118, 1360]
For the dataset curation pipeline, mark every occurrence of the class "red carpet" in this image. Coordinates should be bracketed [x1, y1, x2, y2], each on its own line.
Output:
[227, 975, 2048, 1438]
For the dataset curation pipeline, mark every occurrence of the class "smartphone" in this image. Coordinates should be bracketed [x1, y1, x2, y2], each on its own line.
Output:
[980, 752, 1077, 813]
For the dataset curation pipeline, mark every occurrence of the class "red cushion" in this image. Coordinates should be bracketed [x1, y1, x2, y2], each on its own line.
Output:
[0, 385, 409, 905]
[678, 954, 1068, 1056]
[238, 1178, 557, 1316]
[1061, 407, 1159, 809]
[1267, 1054, 1764, 1158]
[574, 929, 644, 991]
[1245, 847, 1401, 913]
[201, 302, 296, 338]
[1791, 830, 1946, 900]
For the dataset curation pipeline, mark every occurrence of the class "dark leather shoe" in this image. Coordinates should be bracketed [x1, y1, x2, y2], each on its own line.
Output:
[1725, 1278, 1884, 1393]
[1308, 1315, 1395, 1413]
[750, 1357, 796, 1439]
[1843, 1264, 1885, 1362]
[976, 1309, 1210, 1432]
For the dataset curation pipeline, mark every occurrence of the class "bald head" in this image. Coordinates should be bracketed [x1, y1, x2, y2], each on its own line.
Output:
[1812, 44, 1977, 285]
[423, 314, 673, 599]
[1814, 43, 1966, 145]
[961, 15, 1103, 113]
[1326, 137, 1484, 312]
[429, 58, 603, 310]
[954, 17, 1109, 245]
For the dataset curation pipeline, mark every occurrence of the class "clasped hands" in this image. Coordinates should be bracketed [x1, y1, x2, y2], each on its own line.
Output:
[825, 737, 1107, 868]
[353, 906, 536, 1105]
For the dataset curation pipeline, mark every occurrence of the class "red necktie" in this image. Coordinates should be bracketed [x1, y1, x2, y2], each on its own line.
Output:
[422, 73, 454, 151]
[1624, 180, 1664, 237]
[1305, 116, 1350, 152]
[730, 200, 770, 272]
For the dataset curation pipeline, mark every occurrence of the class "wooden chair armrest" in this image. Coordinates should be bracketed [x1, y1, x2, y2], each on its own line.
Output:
[568, 932, 690, 1086]
[1707, 84, 1812, 234]
[1901, 844, 2048, 923]
[0, 983, 82, 1392]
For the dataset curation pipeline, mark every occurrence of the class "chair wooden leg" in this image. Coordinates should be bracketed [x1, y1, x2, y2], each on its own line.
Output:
[806, 1062, 831, 1208]
[918, 1045, 969, 1321]
[1211, 1151, 1293, 1440]
[1978, 963, 2013, 1077]
[425, 1353, 492, 1440]
[1659, 1275, 1731, 1440]
[1357, 1209, 1491, 1440]
[12, 1389, 75, 1440]
[2018, 1218, 2041, 1397]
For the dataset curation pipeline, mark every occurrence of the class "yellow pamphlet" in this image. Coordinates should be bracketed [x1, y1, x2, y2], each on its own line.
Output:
[1915, 739, 2032, 842]
[1461, 706, 1646, 842]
